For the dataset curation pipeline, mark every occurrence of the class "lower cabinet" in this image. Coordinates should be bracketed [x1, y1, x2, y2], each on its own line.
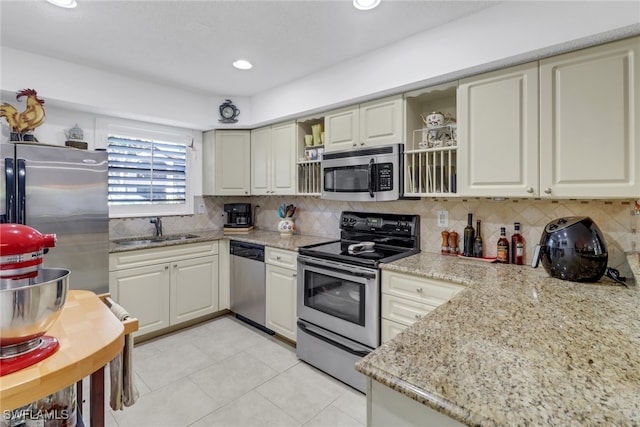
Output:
[368, 379, 465, 427]
[380, 270, 464, 343]
[109, 242, 219, 337]
[265, 247, 297, 341]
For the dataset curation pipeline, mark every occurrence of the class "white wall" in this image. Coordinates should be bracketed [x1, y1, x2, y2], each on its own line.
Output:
[1, 1, 638, 130]
[0, 48, 252, 131]
[250, 1, 640, 125]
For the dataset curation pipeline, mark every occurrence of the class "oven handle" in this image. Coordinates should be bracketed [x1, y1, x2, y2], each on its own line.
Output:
[297, 320, 371, 358]
[368, 158, 374, 198]
[297, 255, 377, 279]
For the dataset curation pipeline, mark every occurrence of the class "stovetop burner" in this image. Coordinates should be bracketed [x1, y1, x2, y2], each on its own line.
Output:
[299, 211, 420, 267]
[0, 335, 60, 376]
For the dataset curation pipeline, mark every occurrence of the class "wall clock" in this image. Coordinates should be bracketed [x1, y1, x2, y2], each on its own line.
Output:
[219, 99, 240, 123]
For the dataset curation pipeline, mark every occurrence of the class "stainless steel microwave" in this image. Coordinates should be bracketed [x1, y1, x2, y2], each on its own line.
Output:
[321, 144, 402, 202]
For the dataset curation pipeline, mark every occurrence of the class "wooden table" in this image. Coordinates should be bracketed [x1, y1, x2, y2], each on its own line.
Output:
[0, 290, 136, 426]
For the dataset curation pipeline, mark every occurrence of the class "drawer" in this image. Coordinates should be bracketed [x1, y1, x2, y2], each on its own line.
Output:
[381, 318, 408, 344]
[265, 247, 297, 269]
[110, 241, 218, 270]
[381, 294, 435, 327]
[381, 270, 464, 306]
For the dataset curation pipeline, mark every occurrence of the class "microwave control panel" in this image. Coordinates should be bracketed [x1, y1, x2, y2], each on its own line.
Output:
[375, 163, 393, 191]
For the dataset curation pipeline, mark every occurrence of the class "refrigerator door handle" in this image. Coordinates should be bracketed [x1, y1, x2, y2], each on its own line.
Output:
[17, 159, 26, 225]
[4, 157, 15, 223]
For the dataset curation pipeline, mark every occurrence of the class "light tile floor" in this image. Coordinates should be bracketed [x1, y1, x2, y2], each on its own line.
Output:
[84, 315, 366, 427]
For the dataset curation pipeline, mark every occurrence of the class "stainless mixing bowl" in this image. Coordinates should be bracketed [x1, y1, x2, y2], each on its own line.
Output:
[0, 268, 70, 347]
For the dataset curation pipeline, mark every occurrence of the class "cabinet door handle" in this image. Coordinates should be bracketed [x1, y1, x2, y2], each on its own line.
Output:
[526, 187, 534, 193]
[360, 141, 365, 146]
[293, 274, 297, 277]
[276, 256, 281, 260]
[416, 287, 423, 293]
[544, 188, 552, 194]
[164, 265, 169, 270]
[352, 143, 357, 147]
[414, 314, 422, 319]
[173, 264, 178, 268]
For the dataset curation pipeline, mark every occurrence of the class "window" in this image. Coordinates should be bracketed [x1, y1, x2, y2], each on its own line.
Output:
[108, 136, 186, 205]
[98, 118, 194, 218]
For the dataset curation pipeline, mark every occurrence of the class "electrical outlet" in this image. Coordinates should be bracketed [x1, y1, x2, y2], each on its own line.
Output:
[197, 203, 206, 214]
[437, 210, 449, 228]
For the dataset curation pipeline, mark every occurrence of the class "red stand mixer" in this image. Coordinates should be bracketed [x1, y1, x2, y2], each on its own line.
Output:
[0, 223, 70, 376]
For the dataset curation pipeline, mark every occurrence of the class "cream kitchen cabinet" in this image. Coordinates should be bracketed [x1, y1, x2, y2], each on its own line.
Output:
[265, 247, 297, 341]
[539, 36, 639, 198]
[380, 270, 464, 343]
[203, 130, 251, 196]
[109, 242, 219, 337]
[251, 122, 296, 195]
[458, 36, 639, 198]
[457, 62, 539, 197]
[324, 95, 403, 152]
[368, 379, 465, 427]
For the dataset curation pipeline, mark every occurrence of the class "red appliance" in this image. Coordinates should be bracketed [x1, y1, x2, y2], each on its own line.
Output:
[1, 224, 64, 376]
[1, 223, 56, 280]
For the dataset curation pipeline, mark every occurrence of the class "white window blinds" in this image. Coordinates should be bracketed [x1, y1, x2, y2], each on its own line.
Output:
[107, 136, 187, 205]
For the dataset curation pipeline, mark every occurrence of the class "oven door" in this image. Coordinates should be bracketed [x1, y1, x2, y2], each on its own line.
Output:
[297, 255, 379, 348]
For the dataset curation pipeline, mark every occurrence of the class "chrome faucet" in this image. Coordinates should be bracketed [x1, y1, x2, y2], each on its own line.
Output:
[150, 217, 163, 237]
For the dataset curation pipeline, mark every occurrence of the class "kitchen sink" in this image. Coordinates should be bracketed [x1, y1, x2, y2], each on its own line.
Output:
[114, 234, 200, 246]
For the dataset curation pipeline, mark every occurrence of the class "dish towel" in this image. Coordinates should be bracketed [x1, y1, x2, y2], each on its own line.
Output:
[109, 301, 140, 410]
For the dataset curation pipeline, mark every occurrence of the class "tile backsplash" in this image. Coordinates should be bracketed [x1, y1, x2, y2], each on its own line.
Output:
[110, 196, 636, 275]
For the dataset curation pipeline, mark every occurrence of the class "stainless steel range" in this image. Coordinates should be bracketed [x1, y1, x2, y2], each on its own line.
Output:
[296, 211, 420, 392]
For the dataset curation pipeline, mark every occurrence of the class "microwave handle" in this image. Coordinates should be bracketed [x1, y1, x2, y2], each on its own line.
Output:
[368, 158, 374, 198]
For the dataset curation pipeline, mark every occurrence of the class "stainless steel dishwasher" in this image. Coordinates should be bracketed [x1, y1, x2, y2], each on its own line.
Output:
[229, 240, 273, 334]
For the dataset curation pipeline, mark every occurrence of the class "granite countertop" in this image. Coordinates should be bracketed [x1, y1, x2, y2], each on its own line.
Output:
[356, 252, 640, 426]
[109, 229, 334, 253]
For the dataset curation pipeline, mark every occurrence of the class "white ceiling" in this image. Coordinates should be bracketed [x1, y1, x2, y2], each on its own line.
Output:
[0, 0, 500, 98]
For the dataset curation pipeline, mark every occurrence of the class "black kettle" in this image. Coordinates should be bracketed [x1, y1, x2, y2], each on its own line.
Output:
[532, 216, 615, 282]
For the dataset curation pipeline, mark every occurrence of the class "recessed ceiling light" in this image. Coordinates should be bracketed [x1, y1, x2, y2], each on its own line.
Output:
[353, 0, 380, 11]
[46, 0, 78, 8]
[233, 60, 253, 70]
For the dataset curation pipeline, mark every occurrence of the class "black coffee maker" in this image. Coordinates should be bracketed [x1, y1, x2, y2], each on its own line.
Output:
[224, 203, 252, 229]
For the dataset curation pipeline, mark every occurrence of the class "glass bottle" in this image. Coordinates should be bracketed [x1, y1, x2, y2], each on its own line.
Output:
[496, 227, 510, 263]
[473, 220, 483, 258]
[463, 213, 475, 257]
[511, 222, 525, 265]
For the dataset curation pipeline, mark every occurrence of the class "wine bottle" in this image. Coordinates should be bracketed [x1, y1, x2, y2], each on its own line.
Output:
[463, 213, 475, 257]
[473, 219, 483, 258]
[511, 222, 525, 265]
[496, 227, 510, 263]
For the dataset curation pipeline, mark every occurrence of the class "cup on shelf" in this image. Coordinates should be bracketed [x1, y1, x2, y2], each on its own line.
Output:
[305, 134, 314, 146]
[317, 147, 324, 159]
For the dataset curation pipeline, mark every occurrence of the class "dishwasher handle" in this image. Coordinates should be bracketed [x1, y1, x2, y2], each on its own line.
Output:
[230, 240, 265, 262]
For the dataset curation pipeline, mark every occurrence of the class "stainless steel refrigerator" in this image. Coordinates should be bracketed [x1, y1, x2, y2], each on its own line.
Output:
[1, 142, 109, 293]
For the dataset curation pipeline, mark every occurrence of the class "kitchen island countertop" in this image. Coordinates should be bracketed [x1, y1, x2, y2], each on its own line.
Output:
[356, 252, 640, 426]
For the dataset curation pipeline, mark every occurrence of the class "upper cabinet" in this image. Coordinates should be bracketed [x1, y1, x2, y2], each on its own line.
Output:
[404, 82, 458, 197]
[251, 122, 297, 195]
[457, 63, 539, 197]
[457, 36, 639, 199]
[203, 130, 251, 196]
[324, 94, 403, 152]
[539, 36, 639, 198]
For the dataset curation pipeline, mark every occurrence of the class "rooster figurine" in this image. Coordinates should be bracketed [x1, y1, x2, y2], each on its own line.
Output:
[0, 89, 46, 139]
